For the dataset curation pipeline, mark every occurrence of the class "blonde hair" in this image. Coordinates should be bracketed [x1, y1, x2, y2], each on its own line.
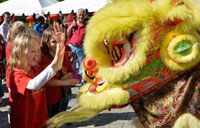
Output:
[41, 26, 53, 54]
[26, 27, 41, 43]
[7, 21, 26, 42]
[9, 30, 40, 74]
[26, 27, 41, 38]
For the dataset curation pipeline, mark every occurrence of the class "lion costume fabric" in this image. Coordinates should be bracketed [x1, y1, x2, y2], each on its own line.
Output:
[48, 0, 200, 127]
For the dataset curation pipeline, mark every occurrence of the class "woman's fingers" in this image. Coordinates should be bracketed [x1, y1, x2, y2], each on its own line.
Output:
[52, 30, 55, 37]
[62, 79, 80, 86]
[53, 25, 58, 33]
[68, 79, 80, 85]
[56, 23, 61, 32]
[53, 24, 66, 43]
[59, 24, 63, 32]
[61, 73, 73, 80]
[55, 23, 65, 33]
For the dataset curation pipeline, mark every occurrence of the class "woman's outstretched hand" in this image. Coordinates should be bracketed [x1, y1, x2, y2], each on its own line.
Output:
[50, 25, 65, 72]
[61, 73, 80, 86]
[52, 24, 66, 44]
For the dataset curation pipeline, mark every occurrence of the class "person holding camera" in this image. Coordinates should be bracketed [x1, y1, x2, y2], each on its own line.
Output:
[67, 8, 86, 86]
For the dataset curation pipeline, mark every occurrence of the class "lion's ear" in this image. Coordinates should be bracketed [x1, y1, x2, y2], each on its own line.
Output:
[106, 0, 130, 4]
[106, 0, 113, 4]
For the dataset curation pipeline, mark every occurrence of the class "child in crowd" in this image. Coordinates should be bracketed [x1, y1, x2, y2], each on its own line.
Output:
[33, 16, 44, 36]
[41, 26, 80, 117]
[6, 21, 26, 89]
[6, 21, 26, 124]
[0, 34, 5, 61]
[9, 25, 66, 128]
[6, 21, 25, 61]
[0, 34, 5, 106]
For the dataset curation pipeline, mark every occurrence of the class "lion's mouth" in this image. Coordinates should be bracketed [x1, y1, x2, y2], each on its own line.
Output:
[88, 78, 106, 93]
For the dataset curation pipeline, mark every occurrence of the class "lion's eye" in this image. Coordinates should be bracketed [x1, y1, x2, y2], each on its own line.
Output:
[172, 1, 184, 6]
[111, 43, 124, 62]
[98, 80, 105, 86]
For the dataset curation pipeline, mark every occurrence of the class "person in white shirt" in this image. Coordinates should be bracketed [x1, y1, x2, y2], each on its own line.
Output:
[0, 12, 11, 48]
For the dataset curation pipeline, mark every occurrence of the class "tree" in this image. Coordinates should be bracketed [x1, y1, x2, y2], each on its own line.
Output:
[0, 0, 64, 3]
[0, 0, 7, 3]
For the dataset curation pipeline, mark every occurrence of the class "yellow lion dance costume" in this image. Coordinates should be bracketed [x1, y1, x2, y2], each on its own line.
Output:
[48, 0, 200, 127]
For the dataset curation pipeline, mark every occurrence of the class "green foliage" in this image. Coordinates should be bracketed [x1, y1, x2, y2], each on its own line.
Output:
[0, 0, 64, 3]
[0, 0, 7, 3]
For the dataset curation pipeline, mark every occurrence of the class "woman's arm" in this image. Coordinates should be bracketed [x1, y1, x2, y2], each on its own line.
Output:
[46, 73, 80, 86]
[26, 25, 65, 90]
[46, 78, 80, 86]
[26, 66, 56, 90]
[26, 41, 64, 90]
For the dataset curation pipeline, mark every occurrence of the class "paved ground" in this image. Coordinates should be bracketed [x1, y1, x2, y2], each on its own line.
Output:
[0, 83, 141, 128]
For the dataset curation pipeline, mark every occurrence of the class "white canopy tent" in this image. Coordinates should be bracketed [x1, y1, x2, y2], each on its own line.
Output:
[43, 0, 107, 14]
[0, 0, 58, 16]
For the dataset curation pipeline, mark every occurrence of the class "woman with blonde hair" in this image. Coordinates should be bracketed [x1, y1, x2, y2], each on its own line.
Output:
[6, 21, 26, 88]
[6, 21, 26, 60]
[9, 25, 66, 128]
[5, 21, 26, 124]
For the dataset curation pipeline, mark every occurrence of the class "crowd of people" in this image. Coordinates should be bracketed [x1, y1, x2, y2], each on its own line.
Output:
[0, 8, 89, 127]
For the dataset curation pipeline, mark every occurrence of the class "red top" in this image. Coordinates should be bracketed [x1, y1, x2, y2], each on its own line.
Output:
[40, 46, 77, 105]
[40, 54, 63, 105]
[6, 40, 12, 88]
[0, 41, 5, 79]
[6, 40, 12, 60]
[63, 46, 81, 81]
[10, 68, 48, 128]
[0, 41, 5, 59]
[68, 22, 86, 46]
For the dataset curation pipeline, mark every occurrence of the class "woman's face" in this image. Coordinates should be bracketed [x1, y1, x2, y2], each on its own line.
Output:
[48, 37, 57, 53]
[26, 39, 41, 68]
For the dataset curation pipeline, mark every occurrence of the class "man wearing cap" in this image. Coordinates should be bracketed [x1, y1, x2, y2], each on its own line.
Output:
[67, 8, 86, 86]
